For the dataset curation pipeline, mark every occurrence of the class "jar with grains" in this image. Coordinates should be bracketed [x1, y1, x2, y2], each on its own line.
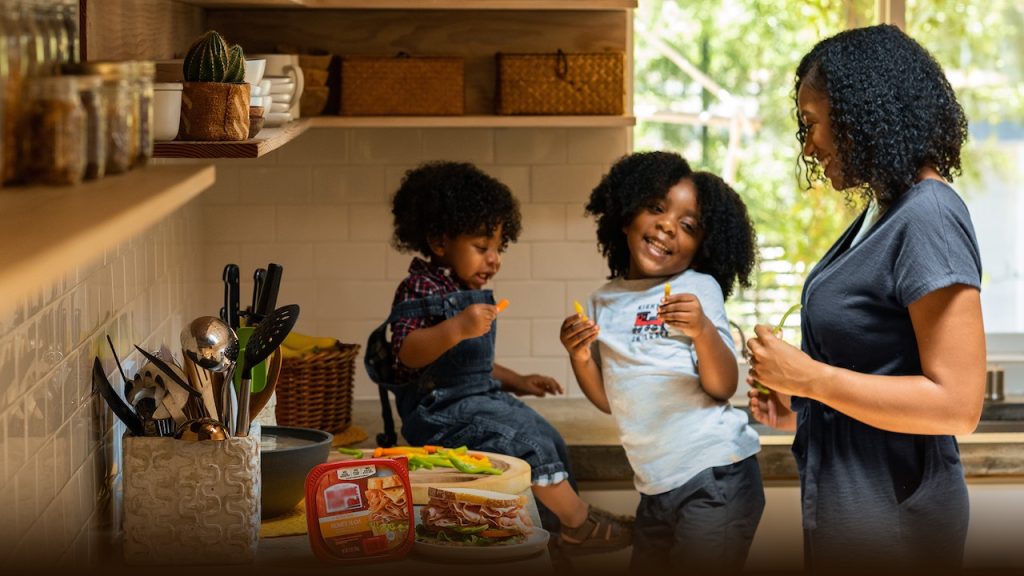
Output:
[71, 74, 105, 180]
[133, 61, 154, 166]
[25, 76, 85, 186]
[68, 61, 135, 174]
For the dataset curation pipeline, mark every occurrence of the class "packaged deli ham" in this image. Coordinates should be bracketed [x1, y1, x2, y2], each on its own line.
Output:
[305, 457, 414, 563]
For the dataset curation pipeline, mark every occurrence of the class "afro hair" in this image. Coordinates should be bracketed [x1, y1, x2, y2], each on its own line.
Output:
[391, 161, 522, 258]
[586, 151, 756, 299]
[794, 24, 968, 207]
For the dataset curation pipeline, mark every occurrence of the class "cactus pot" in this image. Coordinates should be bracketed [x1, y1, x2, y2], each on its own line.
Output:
[179, 81, 251, 141]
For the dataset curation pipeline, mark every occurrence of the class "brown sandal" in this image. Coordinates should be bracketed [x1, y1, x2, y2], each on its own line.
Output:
[559, 506, 632, 554]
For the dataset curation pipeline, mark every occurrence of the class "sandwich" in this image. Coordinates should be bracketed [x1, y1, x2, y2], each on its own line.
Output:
[366, 475, 410, 536]
[417, 487, 533, 546]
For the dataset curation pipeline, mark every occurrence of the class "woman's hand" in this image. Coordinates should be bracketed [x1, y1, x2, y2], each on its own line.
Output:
[560, 313, 599, 363]
[506, 374, 564, 397]
[454, 303, 498, 340]
[747, 387, 797, 431]
[658, 293, 712, 340]
[745, 324, 822, 398]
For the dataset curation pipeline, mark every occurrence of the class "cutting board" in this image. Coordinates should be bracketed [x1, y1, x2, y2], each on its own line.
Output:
[328, 449, 531, 505]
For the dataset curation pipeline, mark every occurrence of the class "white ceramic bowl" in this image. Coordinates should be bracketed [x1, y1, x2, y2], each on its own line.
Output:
[244, 58, 266, 86]
[264, 111, 293, 127]
[269, 101, 290, 113]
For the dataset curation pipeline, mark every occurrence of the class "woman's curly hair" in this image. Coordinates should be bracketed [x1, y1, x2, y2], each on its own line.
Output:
[794, 24, 968, 207]
[586, 151, 756, 299]
[391, 161, 521, 257]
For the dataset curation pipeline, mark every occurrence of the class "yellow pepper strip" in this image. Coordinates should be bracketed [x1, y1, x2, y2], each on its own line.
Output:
[664, 283, 671, 298]
[753, 303, 803, 395]
[573, 300, 588, 321]
[496, 299, 510, 313]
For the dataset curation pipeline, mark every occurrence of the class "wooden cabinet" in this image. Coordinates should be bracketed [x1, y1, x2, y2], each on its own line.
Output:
[85, 0, 634, 157]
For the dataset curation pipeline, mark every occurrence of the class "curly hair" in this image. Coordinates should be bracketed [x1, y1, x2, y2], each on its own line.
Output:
[794, 24, 968, 207]
[585, 151, 756, 298]
[391, 161, 522, 257]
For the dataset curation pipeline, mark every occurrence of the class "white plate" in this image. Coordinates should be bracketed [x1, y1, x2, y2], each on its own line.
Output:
[414, 528, 549, 562]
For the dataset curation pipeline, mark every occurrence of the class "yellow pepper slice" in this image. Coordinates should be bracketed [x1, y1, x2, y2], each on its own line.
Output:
[573, 300, 588, 321]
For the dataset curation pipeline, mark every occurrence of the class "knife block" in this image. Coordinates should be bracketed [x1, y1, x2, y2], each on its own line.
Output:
[121, 424, 261, 564]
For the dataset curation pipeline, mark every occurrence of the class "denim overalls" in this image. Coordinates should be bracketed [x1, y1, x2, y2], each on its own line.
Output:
[366, 289, 575, 530]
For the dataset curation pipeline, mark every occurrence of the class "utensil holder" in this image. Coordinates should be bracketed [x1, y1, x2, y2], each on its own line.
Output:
[122, 425, 261, 565]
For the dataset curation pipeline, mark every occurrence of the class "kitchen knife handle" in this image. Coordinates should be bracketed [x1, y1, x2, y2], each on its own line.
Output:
[250, 268, 267, 321]
[224, 264, 240, 330]
[255, 263, 283, 318]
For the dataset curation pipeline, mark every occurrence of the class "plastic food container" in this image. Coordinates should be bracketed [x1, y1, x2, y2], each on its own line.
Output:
[305, 457, 414, 564]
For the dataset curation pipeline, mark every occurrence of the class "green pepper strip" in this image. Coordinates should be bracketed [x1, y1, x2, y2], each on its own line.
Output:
[753, 303, 803, 395]
[336, 447, 364, 457]
[447, 453, 502, 475]
[408, 454, 434, 470]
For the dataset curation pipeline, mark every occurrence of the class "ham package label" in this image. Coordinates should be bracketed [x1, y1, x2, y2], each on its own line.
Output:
[306, 458, 414, 563]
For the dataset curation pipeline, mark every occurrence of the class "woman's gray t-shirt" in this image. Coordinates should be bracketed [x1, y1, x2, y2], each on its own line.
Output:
[793, 179, 981, 568]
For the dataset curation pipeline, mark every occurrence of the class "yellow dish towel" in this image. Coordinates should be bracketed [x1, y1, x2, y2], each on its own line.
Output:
[261, 499, 308, 538]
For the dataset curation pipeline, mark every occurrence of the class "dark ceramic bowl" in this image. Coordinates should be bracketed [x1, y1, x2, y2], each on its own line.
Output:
[260, 425, 333, 519]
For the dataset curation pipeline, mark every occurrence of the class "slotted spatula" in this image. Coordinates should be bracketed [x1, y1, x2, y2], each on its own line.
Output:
[236, 304, 300, 436]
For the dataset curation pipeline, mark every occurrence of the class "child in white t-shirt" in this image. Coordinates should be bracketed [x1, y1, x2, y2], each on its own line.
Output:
[559, 151, 763, 573]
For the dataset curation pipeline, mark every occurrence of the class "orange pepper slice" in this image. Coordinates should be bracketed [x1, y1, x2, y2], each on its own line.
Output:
[496, 299, 510, 313]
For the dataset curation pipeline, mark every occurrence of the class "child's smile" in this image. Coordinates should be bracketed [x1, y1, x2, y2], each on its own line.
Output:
[624, 179, 704, 280]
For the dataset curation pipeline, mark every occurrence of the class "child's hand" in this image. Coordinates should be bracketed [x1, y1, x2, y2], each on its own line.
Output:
[560, 313, 599, 363]
[658, 293, 712, 339]
[507, 374, 564, 397]
[746, 387, 797, 431]
[455, 303, 498, 340]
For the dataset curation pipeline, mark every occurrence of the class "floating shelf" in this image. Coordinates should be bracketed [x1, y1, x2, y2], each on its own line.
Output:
[0, 165, 216, 312]
[310, 115, 636, 128]
[153, 120, 313, 159]
[181, 0, 636, 9]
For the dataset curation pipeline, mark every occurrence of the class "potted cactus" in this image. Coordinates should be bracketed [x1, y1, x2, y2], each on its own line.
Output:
[179, 30, 251, 141]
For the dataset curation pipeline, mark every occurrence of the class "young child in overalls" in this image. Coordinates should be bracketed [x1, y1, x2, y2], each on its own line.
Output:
[365, 161, 631, 553]
[560, 152, 764, 572]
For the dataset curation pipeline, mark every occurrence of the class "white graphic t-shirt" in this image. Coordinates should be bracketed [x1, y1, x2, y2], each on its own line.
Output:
[589, 269, 760, 495]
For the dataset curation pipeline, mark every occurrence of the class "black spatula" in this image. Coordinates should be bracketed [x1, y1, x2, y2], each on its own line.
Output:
[236, 304, 300, 436]
[93, 357, 145, 436]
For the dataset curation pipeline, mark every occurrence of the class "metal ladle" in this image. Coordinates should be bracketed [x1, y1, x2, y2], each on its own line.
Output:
[180, 316, 239, 427]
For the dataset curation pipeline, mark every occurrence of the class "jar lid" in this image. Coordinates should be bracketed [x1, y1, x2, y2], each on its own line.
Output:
[69, 74, 103, 90]
[133, 60, 156, 78]
[154, 82, 183, 91]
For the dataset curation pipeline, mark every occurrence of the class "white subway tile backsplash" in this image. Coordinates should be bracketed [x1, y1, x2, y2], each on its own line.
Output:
[314, 280, 396, 320]
[198, 165, 240, 206]
[495, 243, 530, 281]
[531, 165, 609, 203]
[277, 205, 349, 243]
[348, 204, 392, 241]
[566, 209, 598, 241]
[384, 164, 421, 197]
[495, 319, 532, 358]
[520, 204, 567, 242]
[567, 128, 628, 165]
[350, 129, 423, 165]
[275, 128, 350, 165]
[531, 319, 566, 358]
[421, 129, 495, 164]
[313, 243, 387, 280]
[240, 243, 315, 281]
[488, 281, 565, 318]
[495, 129, 567, 165]
[531, 242, 606, 280]
[203, 206, 277, 243]
[386, 248, 414, 281]
[237, 166, 313, 205]
[313, 166, 388, 204]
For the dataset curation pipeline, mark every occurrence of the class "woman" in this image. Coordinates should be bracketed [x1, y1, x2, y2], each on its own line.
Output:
[746, 24, 985, 574]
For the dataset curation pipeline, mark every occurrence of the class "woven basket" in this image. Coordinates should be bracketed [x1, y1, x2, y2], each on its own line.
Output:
[340, 55, 464, 116]
[496, 50, 624, 115]
[275, 342, 360, 434]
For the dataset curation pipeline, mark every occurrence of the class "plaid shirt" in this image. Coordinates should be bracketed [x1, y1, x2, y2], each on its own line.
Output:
[390, 257, 466, 385]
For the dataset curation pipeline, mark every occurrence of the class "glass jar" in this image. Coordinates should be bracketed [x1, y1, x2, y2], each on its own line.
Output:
[24, 76, 84, 186]
[70, 61, 135, 174]
[71, 74, 105, 180]
[1, 7, 25, 184]
[133, 60, 154, 166]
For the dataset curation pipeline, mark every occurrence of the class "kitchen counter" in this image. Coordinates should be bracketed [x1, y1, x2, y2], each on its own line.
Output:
[349, 398, 1024, 482]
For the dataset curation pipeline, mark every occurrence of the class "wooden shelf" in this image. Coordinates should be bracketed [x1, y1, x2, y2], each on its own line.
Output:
[153, 120, 313, 159]
[0, 165, 216, 311]
[310, 115, 635, 128]
[180, 0, 636, 9]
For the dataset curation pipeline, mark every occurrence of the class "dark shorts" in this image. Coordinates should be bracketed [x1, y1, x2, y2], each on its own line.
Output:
[630, 455, 765, 574]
